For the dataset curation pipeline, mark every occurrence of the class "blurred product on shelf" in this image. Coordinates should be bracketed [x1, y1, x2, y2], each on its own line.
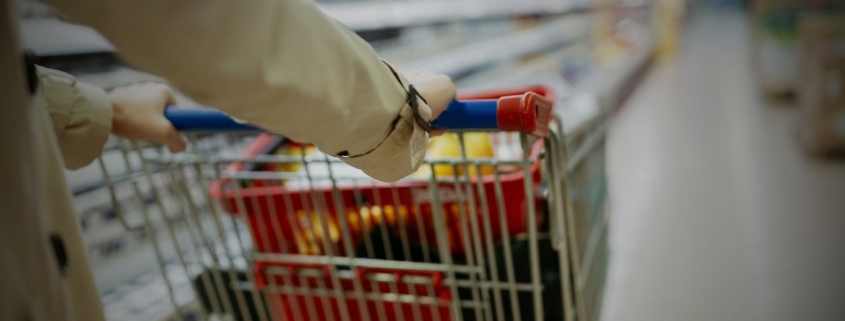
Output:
[751, 0, 845, 99]
[592, 3, 647, 66]
[592, 5, 616, 65]
[797, 14, 845, 155]
[654, 0, 686, 59]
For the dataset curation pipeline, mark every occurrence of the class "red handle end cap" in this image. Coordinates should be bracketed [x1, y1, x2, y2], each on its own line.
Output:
[496, 92, 553, 137]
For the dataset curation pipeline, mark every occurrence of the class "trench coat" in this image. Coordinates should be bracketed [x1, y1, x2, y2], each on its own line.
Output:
[1, 0, 433, 319]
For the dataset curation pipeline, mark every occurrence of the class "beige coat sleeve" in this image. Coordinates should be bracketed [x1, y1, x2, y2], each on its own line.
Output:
[45, 0, 431, 182]
[37, 66, 112, 170]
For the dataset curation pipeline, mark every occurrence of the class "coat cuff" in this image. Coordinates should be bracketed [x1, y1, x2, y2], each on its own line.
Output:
[38, 66, 112, 170]
[339, 63, 431, 182]
[341, 104, 430, 182]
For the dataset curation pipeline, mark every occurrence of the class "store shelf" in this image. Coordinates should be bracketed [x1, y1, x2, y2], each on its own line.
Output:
[321, 0, 595, 32]
[572, 32, 655, 112]
[24, 0, 646, 60]
[400, 17, 589, 77]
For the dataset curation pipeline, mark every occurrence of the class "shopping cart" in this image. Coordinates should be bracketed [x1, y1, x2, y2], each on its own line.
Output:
[112, 85, 581, 321]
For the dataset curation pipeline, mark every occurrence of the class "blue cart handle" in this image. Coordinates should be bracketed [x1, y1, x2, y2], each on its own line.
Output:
[165, 107, 256, 132]
[165, 93, 552, 137]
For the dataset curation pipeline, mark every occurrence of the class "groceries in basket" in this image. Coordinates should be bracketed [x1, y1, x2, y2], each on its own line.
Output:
[259, 132, 521, 181]
[413, 132, 496, 177]
[291, 205, 413, 255]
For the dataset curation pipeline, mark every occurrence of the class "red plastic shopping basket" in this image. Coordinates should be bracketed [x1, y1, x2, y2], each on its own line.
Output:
[209, 86, 553, 257]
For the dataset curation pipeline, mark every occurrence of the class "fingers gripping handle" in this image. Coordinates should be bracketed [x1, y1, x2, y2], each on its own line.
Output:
[164, 92, 551, 137]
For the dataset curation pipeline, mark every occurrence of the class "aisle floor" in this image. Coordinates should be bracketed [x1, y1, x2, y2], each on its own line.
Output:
[601, 6, 845, 321]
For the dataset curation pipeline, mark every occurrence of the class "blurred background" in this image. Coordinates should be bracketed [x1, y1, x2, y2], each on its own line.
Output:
[15, 0, 845, 320]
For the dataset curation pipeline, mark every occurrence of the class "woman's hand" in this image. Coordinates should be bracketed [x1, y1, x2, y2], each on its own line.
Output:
[109, 83, 187, 152]
[405, 72, 455, 137]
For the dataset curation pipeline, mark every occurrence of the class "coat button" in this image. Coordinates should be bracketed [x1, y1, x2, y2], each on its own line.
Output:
[49, 233, 68, 277]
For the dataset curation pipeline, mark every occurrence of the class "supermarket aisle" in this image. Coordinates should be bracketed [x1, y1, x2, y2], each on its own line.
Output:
[602, 6, 845, 321]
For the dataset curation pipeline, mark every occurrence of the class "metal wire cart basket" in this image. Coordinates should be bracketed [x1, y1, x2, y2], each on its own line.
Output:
[90, 85, 610, 321]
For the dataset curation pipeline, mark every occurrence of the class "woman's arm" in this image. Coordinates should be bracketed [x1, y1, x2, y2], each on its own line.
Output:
[45, 0, 454, 182]
[37, 66, 112, 170]
[39, 65, 187, 169]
